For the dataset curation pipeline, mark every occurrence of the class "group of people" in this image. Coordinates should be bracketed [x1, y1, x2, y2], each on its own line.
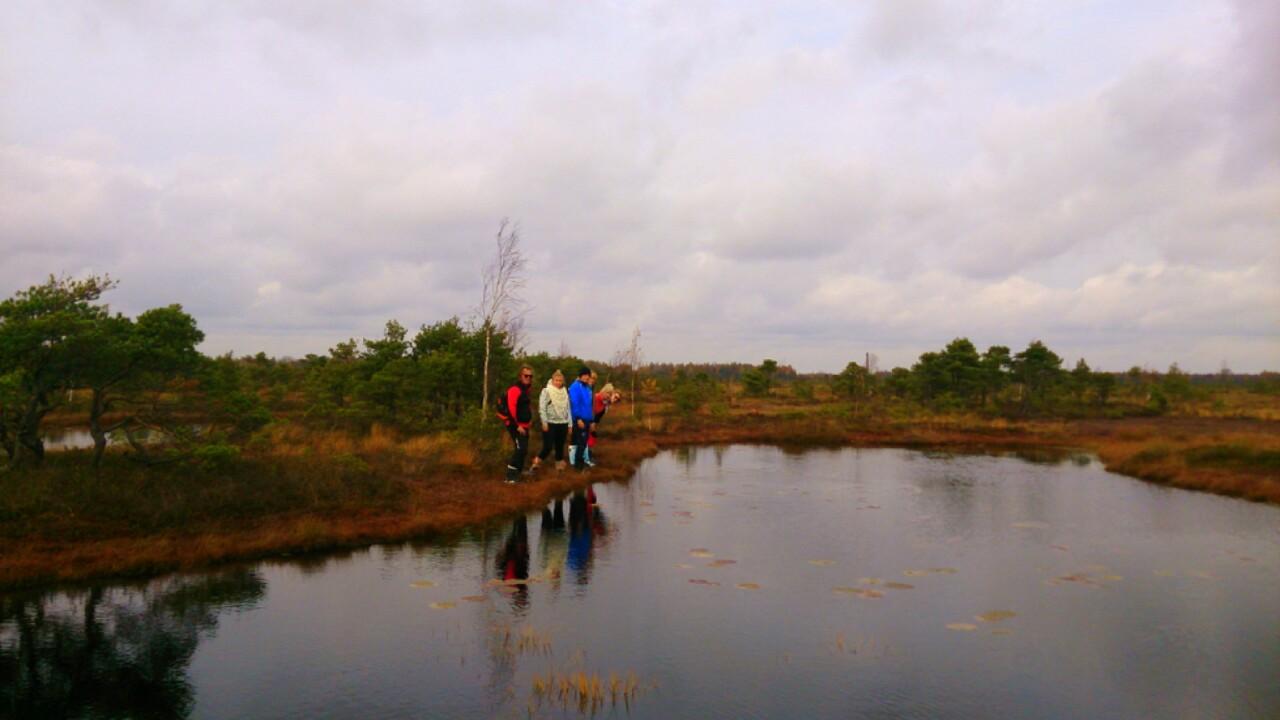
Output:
[498, 365, 622, 483]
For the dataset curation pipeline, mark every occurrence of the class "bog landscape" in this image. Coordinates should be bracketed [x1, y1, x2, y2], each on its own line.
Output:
[2, 3, 1277, 718]
[2, 271, 1277, 718]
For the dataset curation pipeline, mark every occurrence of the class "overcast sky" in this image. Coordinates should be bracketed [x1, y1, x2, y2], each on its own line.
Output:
[2, 1, 1277, 372]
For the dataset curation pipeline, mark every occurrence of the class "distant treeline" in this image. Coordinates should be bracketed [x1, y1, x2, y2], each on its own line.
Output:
[652, 340, 1279, 417]
[2, 275, 1274, 470]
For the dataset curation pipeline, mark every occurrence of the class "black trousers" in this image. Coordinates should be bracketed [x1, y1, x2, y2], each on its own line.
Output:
[538, 423, 569, 461]
[571, 422, 591, 469]
[505, 424, 529, 479]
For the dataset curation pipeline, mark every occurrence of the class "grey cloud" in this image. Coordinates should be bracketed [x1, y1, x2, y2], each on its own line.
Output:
[1, 1, 1276, 371]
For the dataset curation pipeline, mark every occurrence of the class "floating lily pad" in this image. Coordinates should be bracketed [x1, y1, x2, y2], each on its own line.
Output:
[1100, 575, 1123, 582]
[976, 611, 1017, 623]
[884, 582, 914, 590]
[832, 587, 883, 598]
[736, 583, 760, 590]
[429, 602, 457, 610]
[858, 577, 883, 586]
[808, 559, 835, 567]
[1051, 545, 1070, 552]
[1047, 573, 1101, 588]
[690, 550, 714, 558]
[707, 559, 737, 567]
[904, 569, 930, 577]
[946, 623, 978, 631]
[461, 595, 487, 603]
[688, 578, 720, 586]
[675, 563, 694, 569]
[409, 580, 436, 589]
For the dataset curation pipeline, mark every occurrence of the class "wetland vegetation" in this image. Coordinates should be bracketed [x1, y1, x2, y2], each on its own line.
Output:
[1, 275, 1277, 589]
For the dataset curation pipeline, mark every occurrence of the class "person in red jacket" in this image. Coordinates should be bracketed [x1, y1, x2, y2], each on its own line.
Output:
[499, 366, 534, 483]
[586, 381, 620, 465]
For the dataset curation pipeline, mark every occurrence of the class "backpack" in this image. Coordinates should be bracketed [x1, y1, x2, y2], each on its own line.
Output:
[495, 391, 512, 424]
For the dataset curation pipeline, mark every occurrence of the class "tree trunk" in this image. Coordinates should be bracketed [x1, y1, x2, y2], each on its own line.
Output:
[481, 326, 492, 413]
[17, 395, 48, 465]
[0, 410, 13, 462]
[90, 389, 108, 469]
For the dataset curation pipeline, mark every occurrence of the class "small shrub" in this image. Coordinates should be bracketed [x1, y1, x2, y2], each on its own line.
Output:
[192, 442, 241, 473]
[1145, 388, 1169, 415]
[331, 453, 371, 475]
[1185, 444, 1280, 471]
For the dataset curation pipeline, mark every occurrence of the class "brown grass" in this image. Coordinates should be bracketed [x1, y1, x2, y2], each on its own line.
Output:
[1085, 423, 1280, 503]
[3, 402, 1277, 590]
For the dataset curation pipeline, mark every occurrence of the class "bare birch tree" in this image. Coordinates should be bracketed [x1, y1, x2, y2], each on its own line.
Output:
[624, 326, 642, 417]
[477, 219, 527, 413]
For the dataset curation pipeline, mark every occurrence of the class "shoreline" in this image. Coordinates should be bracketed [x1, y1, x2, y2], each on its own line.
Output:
[2, 415, 1277, 592]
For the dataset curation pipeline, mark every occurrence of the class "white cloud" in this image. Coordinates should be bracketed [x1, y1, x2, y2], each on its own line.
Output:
[1, 0, 1276, 371]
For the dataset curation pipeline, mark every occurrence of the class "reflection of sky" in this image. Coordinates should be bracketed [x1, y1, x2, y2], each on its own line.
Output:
[10, 446, 1277, 718]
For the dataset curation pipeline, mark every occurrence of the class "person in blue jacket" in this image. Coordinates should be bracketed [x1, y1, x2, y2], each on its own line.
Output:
[567, 366, 595, 470]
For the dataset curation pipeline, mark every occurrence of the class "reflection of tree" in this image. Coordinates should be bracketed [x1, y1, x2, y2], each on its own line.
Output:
[674, 446, 698, 468]
[0, 569, 265, 719]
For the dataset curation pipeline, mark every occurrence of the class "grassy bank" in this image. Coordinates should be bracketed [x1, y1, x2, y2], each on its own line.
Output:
[2, 409, 1277, 591]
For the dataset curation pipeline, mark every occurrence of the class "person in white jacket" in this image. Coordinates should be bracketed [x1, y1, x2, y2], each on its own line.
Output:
[532, 369, 573, 471]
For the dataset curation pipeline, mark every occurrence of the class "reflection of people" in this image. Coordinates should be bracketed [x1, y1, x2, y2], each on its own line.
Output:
[567, 487, 607, 586]
[567, 366, 594, 470]
[495, 515, 531, 608]
[534, 370, 572, 472]
[540, 499, 568, 592]
[499, 366, 534, 483]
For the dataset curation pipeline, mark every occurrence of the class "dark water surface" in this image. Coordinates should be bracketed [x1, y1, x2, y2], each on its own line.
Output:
[4, 446, 1279, 719]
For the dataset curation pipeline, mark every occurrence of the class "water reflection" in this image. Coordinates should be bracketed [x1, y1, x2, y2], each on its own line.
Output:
[43, 426, 206, 453]
[540, 499, 568, 598]
[495, 515, 531, 611]
[567, 488, 608, 588]
[0, 570, 264, 719]
[2, 450, 1276, 719]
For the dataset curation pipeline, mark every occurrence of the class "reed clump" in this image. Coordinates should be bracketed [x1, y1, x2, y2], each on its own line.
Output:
[529, 669, 648, 714]
[491, 623, 554, 658]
